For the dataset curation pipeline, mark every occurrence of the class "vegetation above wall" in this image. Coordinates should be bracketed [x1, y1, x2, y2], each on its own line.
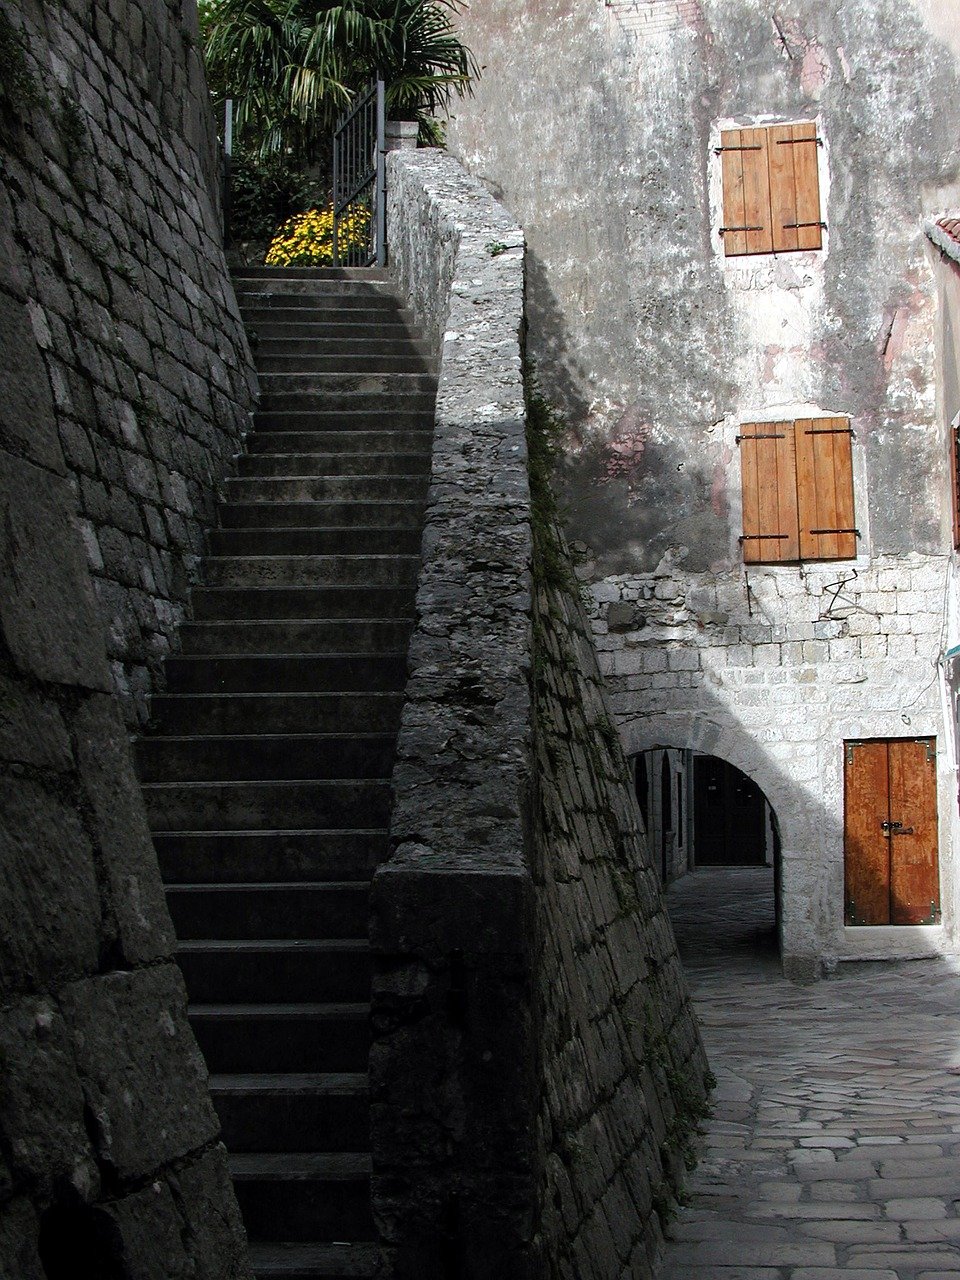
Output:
[199, 0, 479, 163]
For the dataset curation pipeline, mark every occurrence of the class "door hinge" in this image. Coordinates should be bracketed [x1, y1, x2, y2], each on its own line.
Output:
[846, 742, 860, 765]
[715, 145, 763, 154]
[720, 225, 765, 235]
[782, 220, 827, 231]
[924, 900, 942, 925]
[776, 136, 824, 147]
[736, 432, 786, 443]
[808, 527, 860, 537]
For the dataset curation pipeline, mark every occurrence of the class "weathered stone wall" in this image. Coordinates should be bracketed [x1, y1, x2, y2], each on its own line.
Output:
[2, 0, 256, 725]
[374, 149, 707, 1278]
[448, 0, 960, 976]
[0, 168, 250, 1280]
[0, 1, 254, 1273]
[532, 531, 710, 1279]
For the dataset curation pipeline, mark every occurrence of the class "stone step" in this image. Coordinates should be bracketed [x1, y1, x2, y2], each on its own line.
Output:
[178, 618, 413, 656]
[244, 430, 433, 454]
[189, 585, 415, 621]
[229, 1153, 374, 1243]
[138, 733, 396, 782]
[232, 266, 390, 282]
[246, 1241, 385, 1280]
[237, 452, 432, 478]
[248, 320, 417, 343]
[167, 882, 368, 940]
[257, 391, 435, 416]
[162, 652, 408, 694]
[142, 779, 391, 831]
[217, 502, 425, 531]
[223, 475, 429, 503]
[190, 1003, 369, 1074]
[154, 830, 387, 884]
[211, 1073, 369, 1152]
[252, 409, 433, 433]
[178, 940, 371, 1003]
[207, 527, 422, 557]
[253, 336, 430, 359]
[237, 287, 401, 308]
[256, 371, 435, 396]
[255, 354, 429, 375]
[150, 692, 404, 735]
[200, 554, 421, 590]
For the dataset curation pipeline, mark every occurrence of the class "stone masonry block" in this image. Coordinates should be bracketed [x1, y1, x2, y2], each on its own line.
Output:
[0, 995, 98, 1197]
[0, 776, 101, 993]
[0, 454, 111, 690]
[0, 672, 73, 771]
[0, 1196, 45, 1280]
[70, 693, 175, 964]
[60, 965, 218, 1181]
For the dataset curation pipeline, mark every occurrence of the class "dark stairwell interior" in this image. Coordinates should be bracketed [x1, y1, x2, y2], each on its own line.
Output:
[136, 266, 436, 1280]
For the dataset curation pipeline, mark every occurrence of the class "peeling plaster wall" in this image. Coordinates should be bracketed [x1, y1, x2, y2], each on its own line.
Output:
[449, 0, 960, 974]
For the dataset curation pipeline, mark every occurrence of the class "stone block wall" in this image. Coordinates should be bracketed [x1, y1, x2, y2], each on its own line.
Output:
[1, 0, 256, 725]
[0, 0, 255, 1272]
[374, 149, 708, 1278]
[587, 552, 953, 973]
[532, 537, 710, 1280]
[0, 172, 250, 1280]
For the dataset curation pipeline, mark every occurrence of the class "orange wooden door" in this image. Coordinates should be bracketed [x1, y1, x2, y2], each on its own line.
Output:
[844, 739, 939, 926]
[888, 740, 939, 925]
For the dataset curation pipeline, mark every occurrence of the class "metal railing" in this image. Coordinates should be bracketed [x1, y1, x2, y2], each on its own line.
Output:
[333, 79, 386, 268]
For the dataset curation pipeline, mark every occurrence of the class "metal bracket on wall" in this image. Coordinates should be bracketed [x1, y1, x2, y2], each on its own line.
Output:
[846, 742, 859, 765]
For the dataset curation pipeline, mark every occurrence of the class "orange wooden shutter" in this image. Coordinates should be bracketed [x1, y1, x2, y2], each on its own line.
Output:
[888, 739, 939, 926]
[769, 122, 823, 252]
[720, 128, 772, 257]
[795, 417, 857, 561]
[739, 422, 799, 562]
[844, 741, 893, 926]
[951, 426, 960, 550]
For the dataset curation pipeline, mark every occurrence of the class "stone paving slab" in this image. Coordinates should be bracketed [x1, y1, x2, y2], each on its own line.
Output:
[659, 868, 960, 1280]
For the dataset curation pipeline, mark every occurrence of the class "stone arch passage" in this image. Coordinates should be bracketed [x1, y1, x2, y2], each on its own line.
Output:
[629, 733, 785, 961]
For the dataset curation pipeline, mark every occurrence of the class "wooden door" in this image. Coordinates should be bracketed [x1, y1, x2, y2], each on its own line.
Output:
[844, 739, 940, 925]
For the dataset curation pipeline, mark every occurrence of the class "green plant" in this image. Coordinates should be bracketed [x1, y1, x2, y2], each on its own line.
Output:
[486, 240, 508, 257]
[229, 152, 322, 244]
[199, 0, 479, 164]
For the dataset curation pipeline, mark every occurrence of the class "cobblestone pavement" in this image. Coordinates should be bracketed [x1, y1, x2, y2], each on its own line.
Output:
[660, 866, 960, 1280]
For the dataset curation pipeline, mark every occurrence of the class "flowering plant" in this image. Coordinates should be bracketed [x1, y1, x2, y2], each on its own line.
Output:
[265, 204, 370, 266]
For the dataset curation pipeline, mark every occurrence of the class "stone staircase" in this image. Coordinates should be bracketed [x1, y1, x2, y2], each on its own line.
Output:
[137, 267, 435, 1280]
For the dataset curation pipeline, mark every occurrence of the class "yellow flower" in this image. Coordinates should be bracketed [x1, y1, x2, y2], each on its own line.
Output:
[265, 204, 371, 266]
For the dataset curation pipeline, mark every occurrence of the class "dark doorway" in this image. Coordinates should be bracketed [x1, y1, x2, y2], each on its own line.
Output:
[694, 756, 768, 866]
[660, 752, 672, 881]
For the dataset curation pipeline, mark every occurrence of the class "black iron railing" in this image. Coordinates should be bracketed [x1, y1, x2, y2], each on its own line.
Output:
[333, 80, 386, 267]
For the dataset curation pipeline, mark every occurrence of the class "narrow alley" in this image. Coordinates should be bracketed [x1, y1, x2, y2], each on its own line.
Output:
[662, 868, 960, 1279]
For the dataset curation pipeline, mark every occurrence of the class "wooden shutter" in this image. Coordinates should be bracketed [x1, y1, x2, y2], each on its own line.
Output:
[795, 417, 857, 561]
[844, 741, 893, 926]
[844, 739, 940, 927]
[951, 426, 960, 550]
[888, 740, 939, 926]
[769, 122, 823, 252]
[738, 422, 799, 562]
[720, 128, 773, 257]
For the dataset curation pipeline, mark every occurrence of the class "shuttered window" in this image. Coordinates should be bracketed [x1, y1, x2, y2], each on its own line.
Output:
[719, 122, 824, 257]
[739, 417, 857, 563]
[951, 425, 960, 550]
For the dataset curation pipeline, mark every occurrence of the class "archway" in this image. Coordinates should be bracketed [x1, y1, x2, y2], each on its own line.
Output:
[630, 742, 783, 963]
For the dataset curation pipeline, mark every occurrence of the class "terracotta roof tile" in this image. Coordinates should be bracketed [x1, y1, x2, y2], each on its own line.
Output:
[938, 217, 960, 245]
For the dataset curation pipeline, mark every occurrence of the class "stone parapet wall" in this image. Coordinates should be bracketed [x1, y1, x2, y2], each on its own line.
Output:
[374, 149, 537, 1276]
[374, 150, 708, 1278]
[2, 0, 256, 724]
[0, 155, 250, 1280]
